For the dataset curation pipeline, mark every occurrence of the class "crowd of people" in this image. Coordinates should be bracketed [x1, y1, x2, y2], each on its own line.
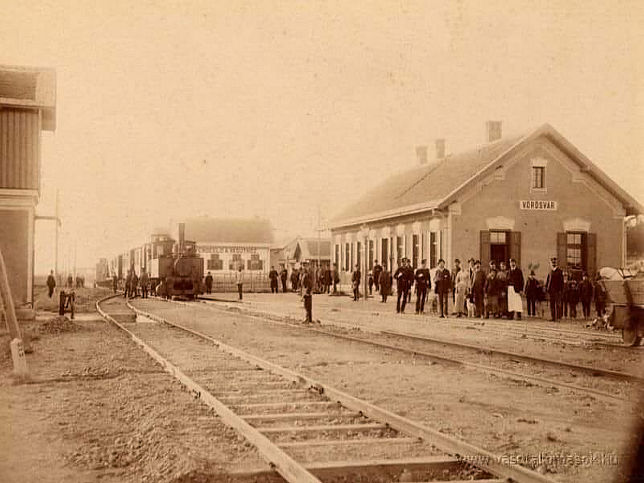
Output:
[352, 256, 608, 322]
[102, 256, 610, 325]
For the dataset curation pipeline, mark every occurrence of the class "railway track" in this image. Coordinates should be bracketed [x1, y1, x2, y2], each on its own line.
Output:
[97, 295, 552, 483]
[190, 298, 641, 402]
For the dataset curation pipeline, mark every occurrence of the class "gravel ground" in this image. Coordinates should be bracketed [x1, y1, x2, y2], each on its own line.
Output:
[0, 308, 270, 483]
[133, 297, 642, 483]
[202, 293, 643, 374]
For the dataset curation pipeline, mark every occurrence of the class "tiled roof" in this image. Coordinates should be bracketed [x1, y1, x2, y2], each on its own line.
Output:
[332, 135, 524, 226]
[184, 216, 274, 244]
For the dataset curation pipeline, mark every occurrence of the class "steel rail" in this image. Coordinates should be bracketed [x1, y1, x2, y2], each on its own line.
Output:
[179, 299, 633, 402]
[128, 300, 554, 483]
[96, 296, 321, 483]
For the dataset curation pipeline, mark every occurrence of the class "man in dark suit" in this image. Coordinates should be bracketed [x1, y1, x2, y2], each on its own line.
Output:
[302, 263, 314, 323]
[373, 260, 383, 293]
[545, 257, 564, 321]
[394, 259, 410, 313]
[269, 266, 279, 293]
[434, 259, 452, 318]
[471, 260, 486, 318]
[507, 258, 525, 320]
[351, 264, 361, 301]
[415, 259, 431, 314]
[280, 267, 288, 293]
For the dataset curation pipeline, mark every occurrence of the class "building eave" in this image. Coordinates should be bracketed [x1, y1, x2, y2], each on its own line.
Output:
[329, 200, 441, 230]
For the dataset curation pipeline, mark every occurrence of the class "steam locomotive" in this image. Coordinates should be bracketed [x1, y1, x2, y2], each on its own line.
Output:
[107, 223, 204, 299]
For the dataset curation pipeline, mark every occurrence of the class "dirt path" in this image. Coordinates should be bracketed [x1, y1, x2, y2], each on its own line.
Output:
[0, 311, 267, 483]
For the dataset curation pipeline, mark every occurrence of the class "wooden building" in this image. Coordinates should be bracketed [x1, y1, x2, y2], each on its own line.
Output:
[329, 123, 642, 284]
[0, 65, 56, 315]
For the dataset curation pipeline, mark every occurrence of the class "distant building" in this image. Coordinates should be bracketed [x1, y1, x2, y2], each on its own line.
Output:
[181, 216, 274, 275]
[0, 65, 56, 316]
[270, 236, 331, 273]
[330, 123, 642, 284]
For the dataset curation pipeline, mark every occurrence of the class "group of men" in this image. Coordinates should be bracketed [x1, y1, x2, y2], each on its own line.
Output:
[349, 255, 606, 323]
[350, 258, 453, 317]
[120, 269, 150, 298]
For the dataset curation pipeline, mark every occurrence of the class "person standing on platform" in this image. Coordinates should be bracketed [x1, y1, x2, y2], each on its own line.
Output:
[112, 274, 118, 294]
[566, 275, 579, 319]
[507, 258, 525, 320]
[351, 264, 361, 301]
[280, 267, 288, 293]
[405, 259, 414, 304]
[379, 268, 392, 303]
[414, 259, 431, 314]
[269, 266, 279, 293]
[497, 261, 509, 318]
[471, 260, 486, 318]
[332, 263, 340, 294]
[451, 259, 461, 313]
[593, 273, 606, 318]
[140, 269, 149, 299]
[394, 259, 409, 313]
[454, 267, 470, 318]
[290, 269, 299, 293]
[434, 259, 451, 318]
[124, 270, 132, 298]
[545, 257, 564, 321]
[205, 271, 213, 294]
[46, 270, 56, 298]
[524, 271, 540, 318]
[579, 272, 593, 320]
[235, 266, 244, 300]
[302, 263, 314, 324]
[368, 271, 374, 295]
[373, 260, 382, 293]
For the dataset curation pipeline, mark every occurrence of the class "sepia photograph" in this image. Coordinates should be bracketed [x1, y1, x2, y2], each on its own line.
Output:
[1, 1, 643, 482]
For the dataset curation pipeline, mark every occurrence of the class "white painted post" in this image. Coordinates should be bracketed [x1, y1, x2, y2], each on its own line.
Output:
[10, 338, 28, 376]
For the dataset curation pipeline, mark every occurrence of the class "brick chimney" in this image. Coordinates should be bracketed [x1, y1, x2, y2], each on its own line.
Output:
[415, 145, 428, 165]
[486, 121, 502, 142]
[435, 139, 446, 160]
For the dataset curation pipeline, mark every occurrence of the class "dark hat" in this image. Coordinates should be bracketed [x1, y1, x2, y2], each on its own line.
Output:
[509, 258, 516, 263]
[475, 259, 481, 265]
[454, 258, 461, 263]
[421, 259, 427, 264]
[530, 270, 535, 275]
[468, 257, 475, 263]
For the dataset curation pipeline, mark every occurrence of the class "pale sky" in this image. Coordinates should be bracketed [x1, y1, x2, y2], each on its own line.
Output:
[1, 0, 642, 273]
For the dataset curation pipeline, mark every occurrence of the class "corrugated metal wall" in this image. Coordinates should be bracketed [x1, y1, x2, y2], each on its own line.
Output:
[0, 107, 40, 190]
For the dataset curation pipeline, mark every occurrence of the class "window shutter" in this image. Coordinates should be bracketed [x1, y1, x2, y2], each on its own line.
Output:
[480, 231, 491, 270]
[557, 233, 567, 269]
[510, 231, 521, 267]
[586, 233, 597, 276]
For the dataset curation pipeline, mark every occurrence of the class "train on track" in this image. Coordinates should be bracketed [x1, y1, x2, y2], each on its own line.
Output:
[102, 223, 204, 299]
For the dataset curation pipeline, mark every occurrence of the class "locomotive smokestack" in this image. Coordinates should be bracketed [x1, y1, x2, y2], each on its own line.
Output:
[178, 223, 185, 255]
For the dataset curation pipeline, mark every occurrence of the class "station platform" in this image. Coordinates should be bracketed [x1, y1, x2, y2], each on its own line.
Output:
[199, 291, 621, 346]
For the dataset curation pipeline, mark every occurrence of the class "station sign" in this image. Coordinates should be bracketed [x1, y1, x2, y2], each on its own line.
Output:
[519, 200, 558, 211]
[197, 245, 259, 254]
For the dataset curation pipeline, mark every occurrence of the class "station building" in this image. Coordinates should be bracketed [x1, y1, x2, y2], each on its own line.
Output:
[329, 123, 642, 284]
[0, 65, 56, 315]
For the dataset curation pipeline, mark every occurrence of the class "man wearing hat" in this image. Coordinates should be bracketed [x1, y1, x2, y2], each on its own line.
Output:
[471, 260, 486, 318]
[415, 259, 431, 314]
[302, 262, 314, 323]
[394, 258, 410, 313]
[545, 257, 564, 321]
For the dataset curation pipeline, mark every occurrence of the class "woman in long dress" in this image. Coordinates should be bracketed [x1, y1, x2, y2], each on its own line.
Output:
[454, 269, 470, 317]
